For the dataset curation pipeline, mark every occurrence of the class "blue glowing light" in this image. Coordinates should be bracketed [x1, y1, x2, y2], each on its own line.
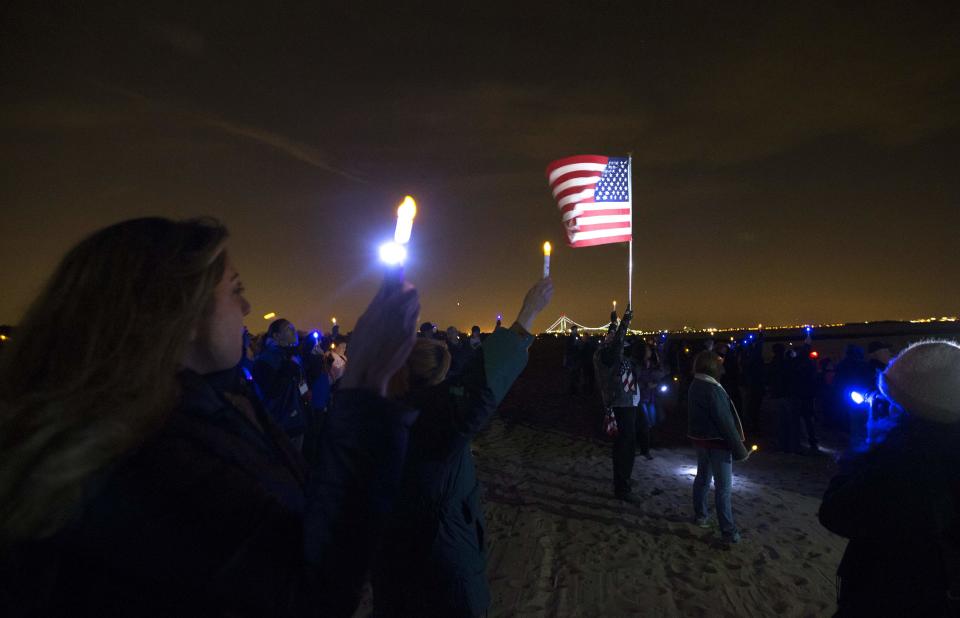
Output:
[659, 385, 669, 393]
[850, 391, 865, 405]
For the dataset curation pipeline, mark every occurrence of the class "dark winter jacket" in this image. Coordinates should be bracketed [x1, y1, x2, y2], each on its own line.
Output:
[594, 318, 633, 408]
[253, 341, 307, 437]
[373, 324, 533, 617]
[634, 362, 668, 405]
[687, 374, 748, 460]
[819, 417, 960, 617]
[1, 369, 417, 617]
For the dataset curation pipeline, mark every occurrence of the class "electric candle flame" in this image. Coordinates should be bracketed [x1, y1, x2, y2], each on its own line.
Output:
[331, 317, 337, 325]
[394, 196, 417, 244]
[542, 241, 552, 256]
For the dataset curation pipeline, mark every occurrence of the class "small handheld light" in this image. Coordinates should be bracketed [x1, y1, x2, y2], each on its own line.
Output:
[379, 242, 407, 265]
[542, 241, 552, 277]
[263, 312, 276, 320]
[659, 384, 669, 394]
[394, 196, 417, 244]
[331, 317, 337, 325]
[751, 444, 759, 452]
[850, 391, 865, 405]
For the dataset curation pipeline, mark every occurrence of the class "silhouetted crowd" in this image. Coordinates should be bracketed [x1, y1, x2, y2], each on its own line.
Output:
[0, 217, 957, 617]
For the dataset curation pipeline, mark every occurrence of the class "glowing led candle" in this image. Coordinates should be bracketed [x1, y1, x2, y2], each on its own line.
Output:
[542, 241, 552, 278]
[331, 317, 337, 325]
[751, 445, 759, 452]
[394, 196, 417, 244]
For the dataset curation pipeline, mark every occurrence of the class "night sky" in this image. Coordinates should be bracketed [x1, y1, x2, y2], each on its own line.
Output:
[2, 2, 958, 333]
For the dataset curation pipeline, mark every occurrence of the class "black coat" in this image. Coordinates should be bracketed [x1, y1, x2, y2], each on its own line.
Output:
[2, 370, 417, 617]
[819, 416, 960, 617]
[253, 344, 308, 436]
[373, 325, 533, 617]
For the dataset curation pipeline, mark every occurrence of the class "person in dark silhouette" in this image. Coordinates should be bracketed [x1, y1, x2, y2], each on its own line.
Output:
[820, 341, 960, 617]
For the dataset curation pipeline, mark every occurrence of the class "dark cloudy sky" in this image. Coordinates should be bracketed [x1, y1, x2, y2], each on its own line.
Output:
[2, 2, 958, 333]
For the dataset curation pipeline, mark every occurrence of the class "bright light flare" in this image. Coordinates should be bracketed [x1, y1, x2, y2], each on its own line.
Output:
[659, 384, 669, 393]
[751, 444, 759, 452]
[850, 391, 865, 405]
[331, 317, 337, 325]
[379, 241, 407, 265]
[394, 196, 417, 244]
[263, 312, 276, 320]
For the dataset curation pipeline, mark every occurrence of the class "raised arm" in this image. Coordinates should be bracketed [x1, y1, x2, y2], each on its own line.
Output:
[302, 278, 421, 615]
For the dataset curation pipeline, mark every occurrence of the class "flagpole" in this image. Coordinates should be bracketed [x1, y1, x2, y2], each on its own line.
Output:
[627, 155, 633, 310]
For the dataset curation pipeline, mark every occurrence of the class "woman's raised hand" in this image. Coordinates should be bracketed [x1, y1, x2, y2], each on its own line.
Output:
[340, 280, 420, 397]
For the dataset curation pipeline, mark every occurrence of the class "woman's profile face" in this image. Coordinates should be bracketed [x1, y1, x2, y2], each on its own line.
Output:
[193, 253, 251, 373]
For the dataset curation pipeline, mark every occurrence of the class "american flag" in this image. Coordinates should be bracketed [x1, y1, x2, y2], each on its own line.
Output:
[545, 155, 632, 248]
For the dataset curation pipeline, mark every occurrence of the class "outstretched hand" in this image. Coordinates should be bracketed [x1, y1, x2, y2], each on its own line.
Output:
[340, 279, 420, 397]
[515, 277, 554, 333]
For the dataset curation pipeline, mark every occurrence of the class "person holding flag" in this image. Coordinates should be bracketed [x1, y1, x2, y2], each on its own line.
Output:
[594, 307, 643, 503]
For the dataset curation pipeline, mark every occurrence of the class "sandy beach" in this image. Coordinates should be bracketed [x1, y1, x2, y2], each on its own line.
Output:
[352, 341, 848, 617]
[477, 413, 843, 617]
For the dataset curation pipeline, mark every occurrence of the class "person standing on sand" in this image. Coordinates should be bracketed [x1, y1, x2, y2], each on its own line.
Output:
[819, 341, 960, 617]
[373, 277, 553, 618]
[687, 350, 751, 543]
[595, 308, 642, 503]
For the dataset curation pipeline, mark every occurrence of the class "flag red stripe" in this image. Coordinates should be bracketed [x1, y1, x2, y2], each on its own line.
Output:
[545, 155, 608, 179]
[569, 234, 633, 248]
[554, 182, 600, 201]
[549, 169, 604, 190]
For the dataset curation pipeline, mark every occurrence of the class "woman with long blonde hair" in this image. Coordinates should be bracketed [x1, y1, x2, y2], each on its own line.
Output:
[0, 217, 420, 616]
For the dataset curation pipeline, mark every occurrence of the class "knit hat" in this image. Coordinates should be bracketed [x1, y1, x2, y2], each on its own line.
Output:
[878, 340, 960, 424]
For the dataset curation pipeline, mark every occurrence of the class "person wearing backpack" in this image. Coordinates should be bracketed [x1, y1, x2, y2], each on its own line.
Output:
[819, 340, 960, 617]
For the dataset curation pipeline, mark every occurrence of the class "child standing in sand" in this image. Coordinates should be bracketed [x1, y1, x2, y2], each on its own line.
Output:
[687, 351, 751, 543]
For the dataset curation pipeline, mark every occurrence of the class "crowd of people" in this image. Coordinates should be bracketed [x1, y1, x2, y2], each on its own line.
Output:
[0, 217, 553, 617]
[568, 312, 959, 614]
[0, 216, 957, 616]
[563, 324, 902, 457]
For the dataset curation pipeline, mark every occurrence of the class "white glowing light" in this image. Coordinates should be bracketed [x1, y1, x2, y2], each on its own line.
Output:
[379, 242, 407, 265]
